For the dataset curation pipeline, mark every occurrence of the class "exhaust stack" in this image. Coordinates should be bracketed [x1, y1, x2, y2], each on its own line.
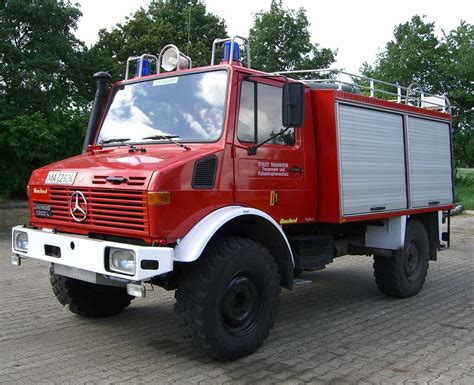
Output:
[82, 71, 111, 153]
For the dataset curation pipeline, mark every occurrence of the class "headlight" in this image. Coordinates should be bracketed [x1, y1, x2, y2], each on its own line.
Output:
[108, 248, 136, 276]
[13, 231, 29, 252]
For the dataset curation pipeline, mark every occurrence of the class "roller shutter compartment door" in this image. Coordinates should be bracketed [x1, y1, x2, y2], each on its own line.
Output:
[338, 104, 407, 216]
[408, 117, 453, 208]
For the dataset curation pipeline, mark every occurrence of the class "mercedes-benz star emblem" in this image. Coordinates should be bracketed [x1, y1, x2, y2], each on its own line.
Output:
[69, 191, 88, 222]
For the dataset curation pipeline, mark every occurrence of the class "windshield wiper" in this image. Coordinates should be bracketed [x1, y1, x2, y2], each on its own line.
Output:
[142, 135, 190, 150]
[100, 138, 146, 153]
[101, 138, 131, 145]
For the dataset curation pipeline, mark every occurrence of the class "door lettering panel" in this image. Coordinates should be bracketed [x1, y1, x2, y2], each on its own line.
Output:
[238, 159, 302, 179]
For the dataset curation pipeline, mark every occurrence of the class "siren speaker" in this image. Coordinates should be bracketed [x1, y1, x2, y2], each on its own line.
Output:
[162, 48, 190, 72]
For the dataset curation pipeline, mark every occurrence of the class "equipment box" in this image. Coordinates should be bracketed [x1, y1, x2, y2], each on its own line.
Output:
[312, 90, 453, 223]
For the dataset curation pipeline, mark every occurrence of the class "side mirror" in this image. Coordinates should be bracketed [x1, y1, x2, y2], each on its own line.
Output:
[282, 82, 305, 127]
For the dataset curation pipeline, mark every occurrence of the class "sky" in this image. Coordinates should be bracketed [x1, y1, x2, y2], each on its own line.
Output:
[75, 0, 471, 74]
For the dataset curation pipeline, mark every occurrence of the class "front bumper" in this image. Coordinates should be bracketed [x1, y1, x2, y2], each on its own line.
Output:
[11, 225, 173, 282]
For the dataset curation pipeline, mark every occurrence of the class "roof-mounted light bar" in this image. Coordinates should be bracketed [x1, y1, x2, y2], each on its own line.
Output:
[211, 36, 251, 68]
[125, 54, 158, 80]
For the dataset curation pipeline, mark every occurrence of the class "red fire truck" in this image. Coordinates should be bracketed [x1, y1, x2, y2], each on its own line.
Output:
[11, 37, 453, 361]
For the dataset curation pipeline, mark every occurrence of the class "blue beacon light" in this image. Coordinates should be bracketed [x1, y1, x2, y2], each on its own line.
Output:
[134, 58, 151, 77]
[222, 41, 240, 63]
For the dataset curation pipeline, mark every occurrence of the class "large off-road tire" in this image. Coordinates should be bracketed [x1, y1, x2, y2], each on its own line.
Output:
[49, 266, 133, 318]
[174, 237, 281, 361]
[373, 219, 430, 298]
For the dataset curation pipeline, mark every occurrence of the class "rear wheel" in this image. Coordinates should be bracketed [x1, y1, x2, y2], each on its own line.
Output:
[373, 219, 430, 298]
[50, 266, 133, 318]
[174, 237, 281, 361]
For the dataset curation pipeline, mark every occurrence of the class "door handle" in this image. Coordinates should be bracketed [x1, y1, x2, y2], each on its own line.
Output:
[106, 176, 128, 184]
[290, 166, 303, 173]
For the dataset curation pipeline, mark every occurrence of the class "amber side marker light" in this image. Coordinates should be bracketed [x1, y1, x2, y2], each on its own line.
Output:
[147, 192, 170, 205]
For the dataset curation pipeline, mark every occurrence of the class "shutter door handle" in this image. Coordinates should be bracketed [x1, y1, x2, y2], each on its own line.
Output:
[370, 206, 386, 211]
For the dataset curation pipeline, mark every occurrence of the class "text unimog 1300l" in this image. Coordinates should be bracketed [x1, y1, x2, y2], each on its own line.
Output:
[11, 37, 454, 360]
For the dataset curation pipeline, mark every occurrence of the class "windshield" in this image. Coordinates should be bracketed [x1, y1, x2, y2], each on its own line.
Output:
[98, 70, 228, 144]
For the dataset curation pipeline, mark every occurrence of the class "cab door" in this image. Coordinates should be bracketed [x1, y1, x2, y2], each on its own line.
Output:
[233, 76, 308, 225]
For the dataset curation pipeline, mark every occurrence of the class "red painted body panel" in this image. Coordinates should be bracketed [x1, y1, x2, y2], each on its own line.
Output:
[27, 63, 454, 244]
[311, 90, 341, 223]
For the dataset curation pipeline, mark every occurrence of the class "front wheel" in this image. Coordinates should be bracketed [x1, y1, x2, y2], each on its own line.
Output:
[373, 219, 430, 298]
[174, 237, 281, 361]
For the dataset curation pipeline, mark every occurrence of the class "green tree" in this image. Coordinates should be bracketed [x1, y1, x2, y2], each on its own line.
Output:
[0, 0, 89, 119]
[87, 0, 227, 81]
[248, 0, 336, 74]
[0, 0, 89, 198]
[0, 111, 87, 197]
[360, 16, 445, 90]
[442, 21, 474, 166]
[361, 16, 473, 167]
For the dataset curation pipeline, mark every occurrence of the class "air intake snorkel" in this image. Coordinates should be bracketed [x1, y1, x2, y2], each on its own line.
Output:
[82, 71, 112, 153]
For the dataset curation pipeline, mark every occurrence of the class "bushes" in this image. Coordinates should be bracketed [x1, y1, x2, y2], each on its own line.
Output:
[0, 110, 88, 199]
[455, 170, 474, 210]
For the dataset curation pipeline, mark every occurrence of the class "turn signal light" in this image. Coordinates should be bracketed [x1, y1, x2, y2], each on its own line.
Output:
[147, 192, 170, 205]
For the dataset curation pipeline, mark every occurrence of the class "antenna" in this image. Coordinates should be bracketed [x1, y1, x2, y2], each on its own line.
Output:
[186, 1, 192, 56]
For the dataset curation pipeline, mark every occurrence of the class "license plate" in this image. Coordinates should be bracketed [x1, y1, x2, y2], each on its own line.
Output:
[45, 171, 77, 185]
[34, 203, 52, 218]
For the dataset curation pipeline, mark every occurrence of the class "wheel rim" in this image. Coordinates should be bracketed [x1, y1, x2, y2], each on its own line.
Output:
[221, 270, 263, 336]
[404, 241, 422, 282]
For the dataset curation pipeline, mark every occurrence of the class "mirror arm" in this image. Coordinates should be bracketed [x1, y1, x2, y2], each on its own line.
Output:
[247, 125, 292, 156]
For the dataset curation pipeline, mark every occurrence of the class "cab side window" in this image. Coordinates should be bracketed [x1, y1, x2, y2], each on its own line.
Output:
[237, 80, 295, 145]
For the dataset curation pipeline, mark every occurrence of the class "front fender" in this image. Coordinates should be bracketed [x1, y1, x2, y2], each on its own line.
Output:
[173, 205, 294, 264]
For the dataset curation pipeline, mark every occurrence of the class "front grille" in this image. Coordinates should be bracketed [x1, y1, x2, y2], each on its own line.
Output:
[32, 187, 148, 235]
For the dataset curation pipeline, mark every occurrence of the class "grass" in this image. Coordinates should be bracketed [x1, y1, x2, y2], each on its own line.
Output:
[455, 168, 474, 210]
[458, 168, 474, 178]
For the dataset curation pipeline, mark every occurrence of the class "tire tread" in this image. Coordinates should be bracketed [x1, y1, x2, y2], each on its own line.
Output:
[373, 220, 429, 298]
[49, 266, 133, 318]
[174, 237, 280, 361]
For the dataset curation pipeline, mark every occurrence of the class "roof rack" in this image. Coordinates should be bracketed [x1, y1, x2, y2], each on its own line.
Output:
[273, 69, 451, 113]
